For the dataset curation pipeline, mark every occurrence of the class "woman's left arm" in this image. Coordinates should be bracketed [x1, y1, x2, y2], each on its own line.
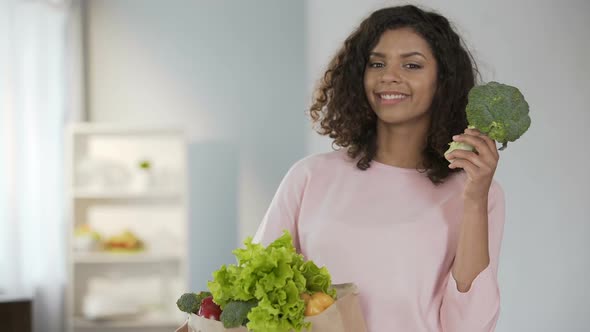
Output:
[440, 128, 506, 332]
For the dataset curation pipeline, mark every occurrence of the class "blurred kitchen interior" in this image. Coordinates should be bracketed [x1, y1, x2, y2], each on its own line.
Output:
[1, 0, 589, 332]
[2, 1, 308, 331]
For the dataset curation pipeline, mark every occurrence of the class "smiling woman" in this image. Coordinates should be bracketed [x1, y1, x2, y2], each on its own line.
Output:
[256, 4, 506, 332]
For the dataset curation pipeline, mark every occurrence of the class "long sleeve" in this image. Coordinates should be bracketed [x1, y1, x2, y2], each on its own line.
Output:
[440, 182, 506, 332]
[252, 161, 308, 251]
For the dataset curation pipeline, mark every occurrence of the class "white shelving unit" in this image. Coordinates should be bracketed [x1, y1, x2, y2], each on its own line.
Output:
[65, 123, 188, 332]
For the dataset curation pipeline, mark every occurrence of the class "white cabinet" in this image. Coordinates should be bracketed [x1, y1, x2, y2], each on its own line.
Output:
[65, 124, 188, 332]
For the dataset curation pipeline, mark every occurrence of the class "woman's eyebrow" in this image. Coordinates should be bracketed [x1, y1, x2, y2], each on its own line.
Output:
[369, 51, 427, 60]
[369, 52, 386, 58]
[400, 51, 427, 60]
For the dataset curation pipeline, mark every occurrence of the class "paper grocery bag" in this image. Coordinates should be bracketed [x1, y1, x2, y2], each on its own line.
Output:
[303, 283, 367, 332]
[178, 283, 367, 332]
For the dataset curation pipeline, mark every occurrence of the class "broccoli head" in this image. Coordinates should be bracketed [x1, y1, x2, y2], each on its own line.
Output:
[466, 81, 530, 149]
[176, 291, 212, 314]
[220, 299, 258, 328]
[445, 81, 531, 157]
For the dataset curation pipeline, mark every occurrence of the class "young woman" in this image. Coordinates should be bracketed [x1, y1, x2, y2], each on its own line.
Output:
[254, 5, 504, 332]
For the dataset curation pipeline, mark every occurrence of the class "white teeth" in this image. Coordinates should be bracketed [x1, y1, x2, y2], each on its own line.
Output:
[380, 94, 407, 100]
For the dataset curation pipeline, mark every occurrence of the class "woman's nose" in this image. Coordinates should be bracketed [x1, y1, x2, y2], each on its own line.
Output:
[380, 66, 402, 83]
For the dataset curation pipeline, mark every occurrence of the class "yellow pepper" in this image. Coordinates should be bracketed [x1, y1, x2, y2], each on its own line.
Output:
[301, 292, 335, 316]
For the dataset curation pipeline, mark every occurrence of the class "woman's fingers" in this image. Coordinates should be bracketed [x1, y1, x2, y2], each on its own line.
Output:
[449, 130, 498, 165]
[446, 149, 486, 168]
[464, 128, 499, 160]
[447, 158, 479, 176]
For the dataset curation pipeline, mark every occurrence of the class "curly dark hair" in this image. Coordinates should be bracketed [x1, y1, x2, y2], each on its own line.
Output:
[309, 5, 480, 185]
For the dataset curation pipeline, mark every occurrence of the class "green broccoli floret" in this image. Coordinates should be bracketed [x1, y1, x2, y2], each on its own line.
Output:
[176, 291, 212, 314]
[445, 81, 531, 156]
[220, 299, 258, 328]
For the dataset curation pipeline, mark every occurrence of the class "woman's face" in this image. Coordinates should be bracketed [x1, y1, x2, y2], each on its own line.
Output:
[364, 28, 438, 126]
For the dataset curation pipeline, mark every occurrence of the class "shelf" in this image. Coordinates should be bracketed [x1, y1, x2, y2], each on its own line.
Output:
[73, 252, 182, 264]
[73, 314, 181, 328]
[66, 124, 188, 332]
[73, 190, 181, 200]
[69, 123, 184, 136]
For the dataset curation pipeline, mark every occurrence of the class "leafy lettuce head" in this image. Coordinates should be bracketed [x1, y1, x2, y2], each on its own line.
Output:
[207, 231, 334, 332]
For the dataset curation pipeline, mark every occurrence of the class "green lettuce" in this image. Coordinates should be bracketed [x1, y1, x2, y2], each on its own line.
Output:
[207, 231, 334, 332]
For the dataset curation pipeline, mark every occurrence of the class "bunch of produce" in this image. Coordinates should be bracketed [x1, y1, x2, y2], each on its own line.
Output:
[177, 231, 336, 332]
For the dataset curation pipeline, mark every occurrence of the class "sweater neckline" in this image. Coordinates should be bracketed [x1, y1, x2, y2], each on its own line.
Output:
[370, 159, 427, 174]
[336, 148, 427, 175]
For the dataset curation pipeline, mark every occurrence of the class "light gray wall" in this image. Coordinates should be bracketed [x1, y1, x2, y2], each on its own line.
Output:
[84, 0, 306, 291]
[305, 0, 590, 331]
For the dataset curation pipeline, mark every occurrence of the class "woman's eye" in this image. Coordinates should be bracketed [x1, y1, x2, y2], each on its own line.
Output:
[404, 63, 422, 69]
[369, 62, 384, 68]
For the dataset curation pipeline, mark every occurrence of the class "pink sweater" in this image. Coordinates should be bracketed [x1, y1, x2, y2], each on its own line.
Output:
[253, 150, 505, 332]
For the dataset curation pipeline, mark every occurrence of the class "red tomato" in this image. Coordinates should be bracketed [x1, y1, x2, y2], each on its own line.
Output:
[198, 296, 222, 321]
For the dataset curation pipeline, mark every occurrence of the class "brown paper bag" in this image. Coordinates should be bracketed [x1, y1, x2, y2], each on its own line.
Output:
[178, 283, 367, 332]
[301, 283, 367, 332]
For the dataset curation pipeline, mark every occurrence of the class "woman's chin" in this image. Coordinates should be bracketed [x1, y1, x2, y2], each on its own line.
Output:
[375, 111, 430, 126]
[375, 112, 410, 125]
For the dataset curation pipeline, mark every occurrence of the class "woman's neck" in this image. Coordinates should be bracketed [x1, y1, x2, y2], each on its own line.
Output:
[374, 119, 430, 169]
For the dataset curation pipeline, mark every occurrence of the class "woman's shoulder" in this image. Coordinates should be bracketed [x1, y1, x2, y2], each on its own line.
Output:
[275, 150, 351, 192]
[289, 149, 353, 174]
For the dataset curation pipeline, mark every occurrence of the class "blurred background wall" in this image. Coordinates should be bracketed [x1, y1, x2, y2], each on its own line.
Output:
[83, 0, 307, 292]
